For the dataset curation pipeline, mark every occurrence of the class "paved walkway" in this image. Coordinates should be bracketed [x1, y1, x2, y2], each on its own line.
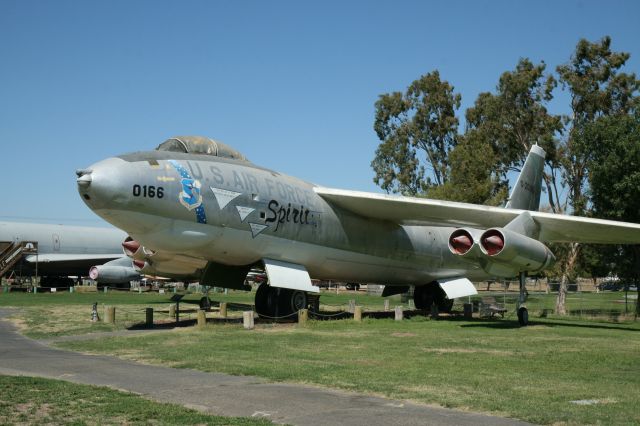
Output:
[0, 309, 530, 426]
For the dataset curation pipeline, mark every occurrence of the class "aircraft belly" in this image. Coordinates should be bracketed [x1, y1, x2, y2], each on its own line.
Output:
[102, 209, 491, 286]
[207, 224, 477, 285]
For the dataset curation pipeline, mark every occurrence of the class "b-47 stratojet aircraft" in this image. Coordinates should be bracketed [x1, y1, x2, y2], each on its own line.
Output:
[76, 136, 640, 325]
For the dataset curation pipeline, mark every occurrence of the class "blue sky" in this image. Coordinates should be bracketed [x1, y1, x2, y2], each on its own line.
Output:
[1, 0, 639, 226]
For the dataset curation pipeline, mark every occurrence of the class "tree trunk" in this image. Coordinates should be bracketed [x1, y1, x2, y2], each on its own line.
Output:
[556, 243, 580, 315]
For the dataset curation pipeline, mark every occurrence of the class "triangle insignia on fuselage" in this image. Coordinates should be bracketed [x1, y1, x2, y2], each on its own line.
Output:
[236, 206, 255, 222]
[249, 223, 268, 238]
[210, 187, 242, 209]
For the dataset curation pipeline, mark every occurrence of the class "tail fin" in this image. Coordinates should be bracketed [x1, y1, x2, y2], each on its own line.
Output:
[505, 144, 545, 211]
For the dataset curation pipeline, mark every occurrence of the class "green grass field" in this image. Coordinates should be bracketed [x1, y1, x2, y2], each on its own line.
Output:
[2, 290, 639, 424]
[0, 375, 271, 425]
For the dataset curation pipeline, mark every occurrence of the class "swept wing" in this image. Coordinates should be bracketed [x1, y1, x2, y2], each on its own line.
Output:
[315, 187, 640, 244]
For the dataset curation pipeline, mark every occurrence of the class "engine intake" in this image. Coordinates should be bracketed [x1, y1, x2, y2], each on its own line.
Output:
[448, 228, 486, 260]
[122, 237, 156, 260]
[122, 237, 142, 258]
[449, 229, 473, 255]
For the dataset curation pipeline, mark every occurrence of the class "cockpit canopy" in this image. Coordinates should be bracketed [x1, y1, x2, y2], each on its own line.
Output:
[156, 136, 248, 161]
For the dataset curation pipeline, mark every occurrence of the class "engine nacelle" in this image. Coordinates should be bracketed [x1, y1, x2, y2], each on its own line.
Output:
[122, 236, 156, 260]
[448, 228, 484, 258]
[132, 259, 153, 274]
[89, 265, 141, 284]
[479, 228, 555, 276]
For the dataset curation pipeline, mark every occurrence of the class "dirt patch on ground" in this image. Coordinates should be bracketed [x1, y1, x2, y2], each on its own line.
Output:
[391, 332, 417, 337]
[421, 348, 519, 356]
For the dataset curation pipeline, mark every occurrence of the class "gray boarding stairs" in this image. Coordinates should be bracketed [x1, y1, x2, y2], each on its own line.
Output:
[0, 241, 38, 277]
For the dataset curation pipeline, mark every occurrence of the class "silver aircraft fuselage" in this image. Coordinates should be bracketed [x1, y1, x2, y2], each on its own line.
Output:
[0, 221, 126, 276]
[77, 149, 485, 286]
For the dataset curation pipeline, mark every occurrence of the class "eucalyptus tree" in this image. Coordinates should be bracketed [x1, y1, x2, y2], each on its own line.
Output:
[554, 36, 640, 314]
[464, 58, 563, 208]
[579, 112, 640, 314]
[372, 71, 461, 195]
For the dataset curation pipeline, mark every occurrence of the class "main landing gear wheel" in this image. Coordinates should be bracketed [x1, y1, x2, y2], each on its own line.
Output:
[280, 289, 307, 318]
[255, 284, 308, 320]
[413, 285, 434, 310]
[517, 307, 529, 326]
[255, 283, 278, 318]
[414, 282, 453, 313]
[439, 298, 454, 313]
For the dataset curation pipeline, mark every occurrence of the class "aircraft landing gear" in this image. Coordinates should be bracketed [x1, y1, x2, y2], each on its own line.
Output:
[414, 282, 453, 313]
[255, 283, 309, 319]
[199, 296, 211, 309]
[517, 272, 529, 326]
[279, 289, 308, 316]
[517, 306, 529, 326]
[199, 286, 212, 309]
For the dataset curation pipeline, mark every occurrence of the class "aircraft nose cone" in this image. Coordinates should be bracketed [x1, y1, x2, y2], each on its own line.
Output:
[76, 169, 93, 188]
[76, 157, 128, 208]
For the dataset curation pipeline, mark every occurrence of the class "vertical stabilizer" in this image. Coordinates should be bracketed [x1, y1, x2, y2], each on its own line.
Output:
[505, 145, 545, 211]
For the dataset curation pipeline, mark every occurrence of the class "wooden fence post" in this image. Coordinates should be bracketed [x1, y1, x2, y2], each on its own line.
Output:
[105, 306, 116, 324]
[298, 309, 308, 325]
[354, 306, 362, 322]
[394, 306, 403, 321]
[197, 309, 206, 328]
[243, 311, 254, 330]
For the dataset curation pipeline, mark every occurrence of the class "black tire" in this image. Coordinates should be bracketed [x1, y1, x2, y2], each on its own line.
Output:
[266, 287, 283, 318]
[414, 283, 437, 310]
[277, 289, 308, 318]
[199, 296, 211, 309]
[413, 286, 431, 310]
[255, 283, 272, 317]
[517, 307, 529, 326]
[438, 298, 454, 313]
[290, 290, 308, 314]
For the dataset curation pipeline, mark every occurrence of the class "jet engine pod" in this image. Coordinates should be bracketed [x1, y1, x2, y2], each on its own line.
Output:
[89, 265, 141, 284]
[448, 228, 483, 258]
[479, 228, 555, 275]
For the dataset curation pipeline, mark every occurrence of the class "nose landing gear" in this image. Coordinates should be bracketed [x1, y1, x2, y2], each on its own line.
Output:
[517, 272, 529, 326]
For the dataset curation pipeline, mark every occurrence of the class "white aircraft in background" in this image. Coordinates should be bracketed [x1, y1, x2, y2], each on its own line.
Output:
[0, 221, 139, 286]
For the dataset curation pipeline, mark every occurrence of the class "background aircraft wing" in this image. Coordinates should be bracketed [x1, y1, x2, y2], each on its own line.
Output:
[315, 187, 640, 244]
[25, 254, 123, 263]
[23, 253, 125, 276]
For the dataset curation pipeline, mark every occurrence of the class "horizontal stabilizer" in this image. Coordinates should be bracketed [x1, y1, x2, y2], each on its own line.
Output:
[437, 277, 477, 299]
[263, 258, 319, 293]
